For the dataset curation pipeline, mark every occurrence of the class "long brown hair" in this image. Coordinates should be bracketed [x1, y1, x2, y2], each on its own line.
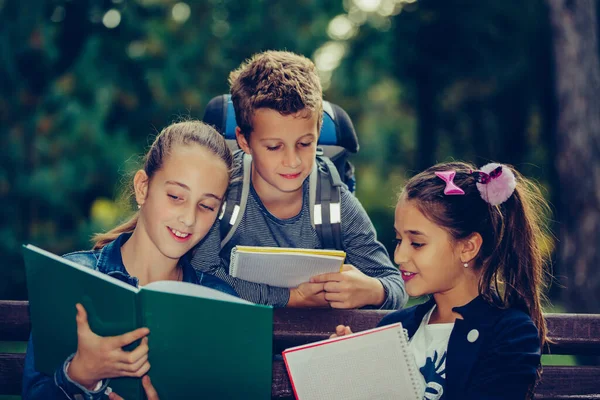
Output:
[92, 120, 233, 249]
[402, 161, 552, 345]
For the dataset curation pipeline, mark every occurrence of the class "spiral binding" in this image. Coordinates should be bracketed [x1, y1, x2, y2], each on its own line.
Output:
[399, 327, 425, 400]
[229, 247, 239, 277]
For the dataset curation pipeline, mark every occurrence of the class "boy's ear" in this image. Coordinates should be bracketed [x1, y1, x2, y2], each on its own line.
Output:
[133, 170, 149, 206]
[235, 127, 252, 155]
[460, 232, 483, 264]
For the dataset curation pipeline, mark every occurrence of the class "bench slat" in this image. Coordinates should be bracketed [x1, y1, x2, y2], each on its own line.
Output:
[273, 308, 600, 356]
[0, 301, 29, 342]
[2, 353, 598, 399]
[534, 366, 600, 399]
[3, 302, 600, 356]
[273, 308, 387, 354]
[2, 301, 600, 398]
[545, 314, 600, 355]
[0, 353, 24, 395]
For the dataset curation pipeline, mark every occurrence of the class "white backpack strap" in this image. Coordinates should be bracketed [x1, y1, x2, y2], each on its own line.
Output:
[313, 156, 343, 250]
[221, 153, 252, 248]
[308, 161, 318, 228]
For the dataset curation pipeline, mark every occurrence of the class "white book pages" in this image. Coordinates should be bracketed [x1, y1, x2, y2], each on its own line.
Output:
[143, 280, 254, 304]
[229, 247, 345, 288]
[283, 323, 423, 400]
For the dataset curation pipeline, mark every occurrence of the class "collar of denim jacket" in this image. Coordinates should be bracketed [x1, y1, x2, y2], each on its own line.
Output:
[96, 231, 200, 286]
[96, 232, 139, 287]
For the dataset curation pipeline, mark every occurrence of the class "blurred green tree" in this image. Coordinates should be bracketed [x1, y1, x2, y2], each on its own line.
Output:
[547, 0, 600, 317]
[2, 0, 596, 310]
[325, 0, 557, 262]
[0, 0, 342, 299]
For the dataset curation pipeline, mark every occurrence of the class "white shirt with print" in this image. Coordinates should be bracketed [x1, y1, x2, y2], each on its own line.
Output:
[408, 306, 454, 400]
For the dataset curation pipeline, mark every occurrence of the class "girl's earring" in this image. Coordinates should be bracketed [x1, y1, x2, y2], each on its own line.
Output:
[463, 262, 469, 268]
[137, 204, 141, 209]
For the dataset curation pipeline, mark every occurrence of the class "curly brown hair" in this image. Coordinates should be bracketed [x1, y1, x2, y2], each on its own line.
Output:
[229, 50, 323, 140]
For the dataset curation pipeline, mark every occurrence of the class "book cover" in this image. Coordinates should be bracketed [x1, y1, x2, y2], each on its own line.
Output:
[23, 244, 273, 400]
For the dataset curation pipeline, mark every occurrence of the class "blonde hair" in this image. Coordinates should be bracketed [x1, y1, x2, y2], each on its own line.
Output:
[92, 121, 233, 249]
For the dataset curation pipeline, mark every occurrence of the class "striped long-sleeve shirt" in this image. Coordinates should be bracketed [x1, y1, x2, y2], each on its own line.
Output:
[191, 165, 407, 309]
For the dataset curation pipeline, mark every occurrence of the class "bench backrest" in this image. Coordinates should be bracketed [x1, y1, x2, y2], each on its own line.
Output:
[1, 301, 599, 399]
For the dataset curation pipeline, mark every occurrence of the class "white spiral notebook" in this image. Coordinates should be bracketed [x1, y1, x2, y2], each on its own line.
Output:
[282, 323, 424, 400]
[229, 246, 346, 288]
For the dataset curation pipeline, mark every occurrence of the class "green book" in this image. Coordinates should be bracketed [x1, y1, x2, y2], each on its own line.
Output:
[23, 244, 273, 400]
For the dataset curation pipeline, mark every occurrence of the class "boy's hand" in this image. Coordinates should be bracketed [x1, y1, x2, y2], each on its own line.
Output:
[287, 282, 329, 308]
[108, 375, 159, 400]
[311, 264, 386, 309]
[68, 304, 151, 389]
[330, 325, 353, 339]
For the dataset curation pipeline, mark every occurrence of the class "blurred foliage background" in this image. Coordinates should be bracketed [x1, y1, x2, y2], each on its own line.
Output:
[1, 0, 599, 314]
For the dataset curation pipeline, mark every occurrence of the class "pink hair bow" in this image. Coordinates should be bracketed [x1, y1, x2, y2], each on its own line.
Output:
[435, 170, 465, 195]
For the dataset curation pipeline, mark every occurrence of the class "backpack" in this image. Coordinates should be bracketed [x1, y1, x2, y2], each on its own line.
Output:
[202, 94, 359, 250]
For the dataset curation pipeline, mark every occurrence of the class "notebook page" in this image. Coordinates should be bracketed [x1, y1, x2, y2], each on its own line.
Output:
[283, 323, 423, 400]
[230, 250, 344, 288]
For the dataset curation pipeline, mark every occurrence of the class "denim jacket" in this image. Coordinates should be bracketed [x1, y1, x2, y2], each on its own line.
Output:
[22, 232, 237, 400]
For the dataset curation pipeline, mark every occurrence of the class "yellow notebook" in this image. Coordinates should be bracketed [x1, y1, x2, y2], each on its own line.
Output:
[229, 246, 346, 288]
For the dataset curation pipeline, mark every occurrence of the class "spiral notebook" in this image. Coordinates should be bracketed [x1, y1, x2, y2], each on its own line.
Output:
[229, 246, 346, 288]
[282, 323, 423, 400]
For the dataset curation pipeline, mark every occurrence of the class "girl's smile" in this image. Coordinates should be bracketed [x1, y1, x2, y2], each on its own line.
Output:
[167, 226, 192, 242]
[400, 270, 417, 282]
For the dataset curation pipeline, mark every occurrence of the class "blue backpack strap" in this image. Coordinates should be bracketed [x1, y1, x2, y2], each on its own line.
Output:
[219, 150, 252, 248]
[311, 155, 344, 250]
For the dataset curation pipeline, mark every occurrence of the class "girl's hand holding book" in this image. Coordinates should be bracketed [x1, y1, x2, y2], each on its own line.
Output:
[108, 375, 160, 400]
[329, 325, 353, 339]
[67, 303, 151, 389]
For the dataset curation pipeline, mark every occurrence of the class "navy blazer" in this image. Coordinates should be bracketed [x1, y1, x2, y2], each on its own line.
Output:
[378, 296, 541, 400]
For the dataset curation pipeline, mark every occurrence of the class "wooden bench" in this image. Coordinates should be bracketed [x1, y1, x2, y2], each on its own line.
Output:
[1, 301, 599, 399]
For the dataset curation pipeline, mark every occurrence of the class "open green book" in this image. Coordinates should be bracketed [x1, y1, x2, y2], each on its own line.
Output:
[23, 244, 273, 400]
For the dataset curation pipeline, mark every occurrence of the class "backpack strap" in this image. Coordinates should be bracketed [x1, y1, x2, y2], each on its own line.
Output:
[219, 152, 252, 248]
[310, 155, 344, 250]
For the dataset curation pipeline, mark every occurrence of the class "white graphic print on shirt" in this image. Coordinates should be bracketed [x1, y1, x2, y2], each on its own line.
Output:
[408, 306, 454, 400]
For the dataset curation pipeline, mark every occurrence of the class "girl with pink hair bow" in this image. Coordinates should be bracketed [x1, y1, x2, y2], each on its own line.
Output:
[331, 161, 551, 400]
